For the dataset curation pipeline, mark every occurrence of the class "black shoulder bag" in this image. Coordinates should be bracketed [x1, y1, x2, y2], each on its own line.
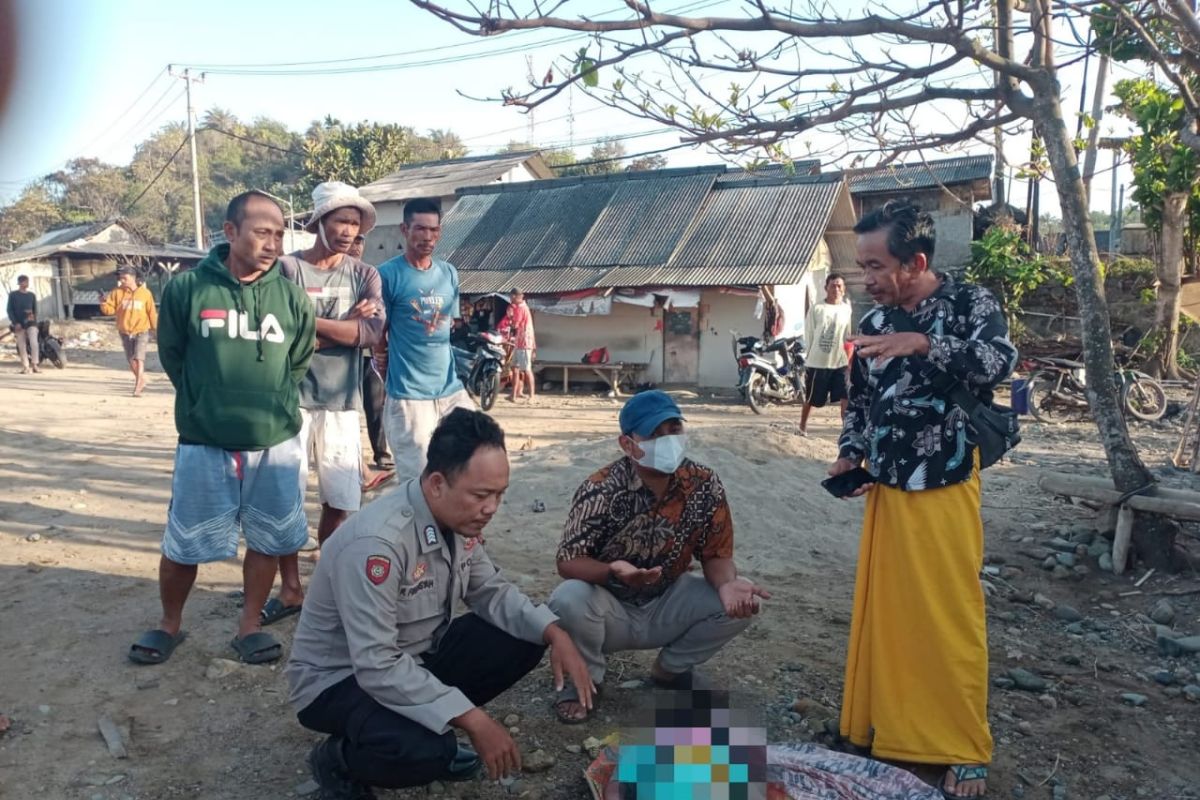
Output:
[889, 311, 1020, 469]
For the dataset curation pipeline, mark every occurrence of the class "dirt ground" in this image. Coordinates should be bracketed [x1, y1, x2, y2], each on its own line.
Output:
[1, 323, 1199, 800]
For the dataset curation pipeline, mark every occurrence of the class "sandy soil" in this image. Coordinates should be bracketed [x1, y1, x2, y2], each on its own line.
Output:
[1, 324, 1198, 800]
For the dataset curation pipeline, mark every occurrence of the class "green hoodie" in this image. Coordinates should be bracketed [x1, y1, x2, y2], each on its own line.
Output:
[158, 245, 316, 451]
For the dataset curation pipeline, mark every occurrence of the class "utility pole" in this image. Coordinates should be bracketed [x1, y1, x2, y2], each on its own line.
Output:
[169, 66, 205, 249]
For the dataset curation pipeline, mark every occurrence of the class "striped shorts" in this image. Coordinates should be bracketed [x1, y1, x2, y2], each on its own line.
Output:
[162, 433, 308, 565]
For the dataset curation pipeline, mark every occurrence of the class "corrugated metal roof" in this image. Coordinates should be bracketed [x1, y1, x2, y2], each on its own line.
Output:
[714, 160, 822, 184]
[442, 163, 852, 293]
[0, 231, 203, 267]
[840, 155, 993, 194]
[570, 171, 716, 267]
[360, 151, 553, 204]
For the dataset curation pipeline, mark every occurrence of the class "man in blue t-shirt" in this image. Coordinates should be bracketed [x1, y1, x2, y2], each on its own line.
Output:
[373, 197, 475, 482]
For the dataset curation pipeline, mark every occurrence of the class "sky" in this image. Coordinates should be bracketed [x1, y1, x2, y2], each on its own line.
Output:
[0, 0, 1153, 219]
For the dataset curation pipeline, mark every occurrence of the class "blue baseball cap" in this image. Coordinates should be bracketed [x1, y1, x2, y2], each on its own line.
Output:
[619, 390, 685, 437]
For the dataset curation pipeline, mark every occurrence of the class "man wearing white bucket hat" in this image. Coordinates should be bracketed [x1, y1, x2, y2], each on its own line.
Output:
[268, 181, 386, 624]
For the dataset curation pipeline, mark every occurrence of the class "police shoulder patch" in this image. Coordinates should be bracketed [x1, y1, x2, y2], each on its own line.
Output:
[365, 555, 392, 585]
[423, 525, 438, 546]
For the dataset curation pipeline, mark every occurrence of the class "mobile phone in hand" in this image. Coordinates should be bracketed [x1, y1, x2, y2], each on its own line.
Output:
[821, 467, 874, 498]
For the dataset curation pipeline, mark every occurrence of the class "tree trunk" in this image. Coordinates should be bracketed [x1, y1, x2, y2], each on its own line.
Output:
[1148, 192, 1188, 380]
[1080, 54, 1109, 207]
[1031, 91, 1179, 570]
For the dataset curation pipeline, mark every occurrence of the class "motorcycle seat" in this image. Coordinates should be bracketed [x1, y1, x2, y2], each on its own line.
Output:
[1040, 357, 1084, 369]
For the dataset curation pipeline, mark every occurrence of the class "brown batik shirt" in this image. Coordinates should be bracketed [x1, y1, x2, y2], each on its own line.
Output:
[557, 456, 734, 606]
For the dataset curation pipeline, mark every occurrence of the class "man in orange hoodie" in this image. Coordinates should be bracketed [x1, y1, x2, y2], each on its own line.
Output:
[100, 265, 158, 396]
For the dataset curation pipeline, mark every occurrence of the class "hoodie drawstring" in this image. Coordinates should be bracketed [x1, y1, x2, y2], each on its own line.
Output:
[232, 283, 265, 362]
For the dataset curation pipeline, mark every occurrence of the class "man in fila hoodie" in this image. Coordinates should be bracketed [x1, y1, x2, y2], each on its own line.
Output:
[128, 190, 316, 667]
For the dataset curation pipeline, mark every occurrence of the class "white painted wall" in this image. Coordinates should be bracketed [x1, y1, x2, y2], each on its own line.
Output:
[533, 301, 664, 384]
[1, 262, 56, 324]
[697, 290, 760, 388]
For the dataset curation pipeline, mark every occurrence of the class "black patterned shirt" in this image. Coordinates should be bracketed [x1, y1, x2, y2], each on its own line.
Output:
[838, 274, 1018, 491]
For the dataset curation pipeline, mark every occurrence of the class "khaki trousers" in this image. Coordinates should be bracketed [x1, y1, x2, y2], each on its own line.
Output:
[547, 572, 750, 684]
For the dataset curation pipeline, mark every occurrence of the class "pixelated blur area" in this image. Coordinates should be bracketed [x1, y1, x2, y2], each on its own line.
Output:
[616, 690, 768, 800]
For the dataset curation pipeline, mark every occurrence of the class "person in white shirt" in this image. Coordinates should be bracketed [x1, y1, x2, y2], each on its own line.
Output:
[800, 274, 853, 435]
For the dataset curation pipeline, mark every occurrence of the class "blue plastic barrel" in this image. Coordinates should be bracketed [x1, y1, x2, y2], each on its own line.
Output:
[1011, 378, 1030, 415]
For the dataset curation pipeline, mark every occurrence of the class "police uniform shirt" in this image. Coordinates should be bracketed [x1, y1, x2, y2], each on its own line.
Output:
[286, 479, 558, 734]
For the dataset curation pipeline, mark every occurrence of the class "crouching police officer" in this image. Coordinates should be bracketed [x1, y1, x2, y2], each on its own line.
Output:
[286, 408, 594, 799]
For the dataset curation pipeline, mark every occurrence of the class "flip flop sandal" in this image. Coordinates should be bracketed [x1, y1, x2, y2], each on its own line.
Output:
[362, 470, 394, 491]
[942, 764, 988, 799]
[553, 683, 603, 725]
[128, 629, 187, 665]
[260, 597, 303, 626]
[230, 631, 282, 664]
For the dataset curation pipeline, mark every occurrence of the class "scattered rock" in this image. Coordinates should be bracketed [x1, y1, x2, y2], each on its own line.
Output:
[522, 749, 556, 773]
[97, 714, 128, 759]
[992, 677, 1016, 690]
[163, 698, 178, 706]
[1007, 668, 1048, 692]
[1039, 694, 1058, 711]
[1183, 685, 1200, 703]
[72, 502, 87, 510]
[428, 780, 446, 795]
[618, 680, 644, 690]
[1041, 556, 1057, 571]
[1055, 553, 1077, 568]
[531, 500, 546, 513]
[1098, 553, 1113, 572]
[37, 705, 50, 715]
[1120, 693, 1148, 707]
[508, 727, 520, 735]
[1053, 606, 1083, 622]
[1051, 785, 1067, 800]
[294, 778, 320, 796]
[1061, 654, 1081, 666]
[1087, 542, 1109, 558]
[564, 744, 582, 754]
[582, 736, 603, 758]
[790, 698, 833, 718]
[1033, 593, 1056, 611]
[1017, 721, 1033, 735]
[1064, 622, 1084, 636]
[506, 779, 525, 796]
[1158, 635, 1200, 658]
[1149, 600, 1176, 626]
[503, 714, 520, 727]
[205, 658, 240, 681]
[1051, 565, 1072, 580]
[1175, 666, 1195, 684]
[135, 676, 159, 691]
[1154, 670, 1176, 686]
[25, 533, 41, 542]
[1046, 537, 1075, 553]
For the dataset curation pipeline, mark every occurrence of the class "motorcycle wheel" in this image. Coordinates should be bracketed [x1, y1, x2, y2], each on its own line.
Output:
[46, 339, 65, 369]
[746, 371, 769, 415]
[1026, 374, 1067, 424]
[478, 370, 499, 412]
[1122, 376, 1167, 421]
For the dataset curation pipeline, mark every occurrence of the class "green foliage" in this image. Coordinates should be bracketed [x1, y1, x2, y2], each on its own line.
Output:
[575, 49, 599, 88]
[1091, 6, 1179, 64]
[301, 118, 414, 195]
[1111, 79, 1200, 239]
[0, 110, 471, 247]
[1103, 255, 1156, 281]
[967, 223, 1056, 324]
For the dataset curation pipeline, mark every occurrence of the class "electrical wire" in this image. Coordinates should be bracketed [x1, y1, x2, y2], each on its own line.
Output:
[73, 68, 169, 156]
[122, 135, 191, 213]
[201, 126, 306, 156]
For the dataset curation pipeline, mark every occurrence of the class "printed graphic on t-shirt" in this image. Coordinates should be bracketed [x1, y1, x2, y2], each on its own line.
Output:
[409, 289, 452, 336]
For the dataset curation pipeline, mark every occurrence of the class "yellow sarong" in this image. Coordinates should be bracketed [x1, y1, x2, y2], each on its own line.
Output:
[839, 464, 993, 766]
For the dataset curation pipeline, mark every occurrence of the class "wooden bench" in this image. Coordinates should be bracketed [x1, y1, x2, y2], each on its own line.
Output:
[535, 360, 648, 396]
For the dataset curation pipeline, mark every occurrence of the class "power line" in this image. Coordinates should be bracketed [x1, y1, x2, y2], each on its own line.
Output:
[73, 68, 169, 156]
[201, 125, 306, 156]
[176, 0, 721, 72]
[122, 135, 190, 214]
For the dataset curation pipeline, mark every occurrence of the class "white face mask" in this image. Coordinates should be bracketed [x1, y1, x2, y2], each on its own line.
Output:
[633, 433, 687, 474]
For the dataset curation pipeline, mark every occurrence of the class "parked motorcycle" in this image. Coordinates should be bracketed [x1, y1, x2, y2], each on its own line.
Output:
[732, 331, 807, 414]
[454, 331, 508, 411]
[1023, 355, 1165, 422]
[37, 320, 66, 369]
